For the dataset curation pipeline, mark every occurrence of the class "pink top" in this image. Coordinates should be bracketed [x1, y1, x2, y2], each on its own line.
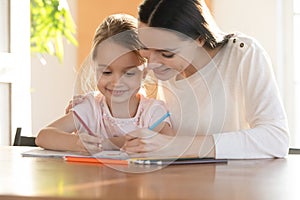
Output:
[72, 93, 171, 138]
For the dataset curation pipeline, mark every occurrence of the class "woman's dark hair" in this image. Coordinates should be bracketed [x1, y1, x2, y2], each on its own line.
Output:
[138, 0, 232, 49]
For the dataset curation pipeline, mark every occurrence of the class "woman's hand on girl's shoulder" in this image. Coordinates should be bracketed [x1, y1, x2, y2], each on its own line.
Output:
[65, 95, 87, 114]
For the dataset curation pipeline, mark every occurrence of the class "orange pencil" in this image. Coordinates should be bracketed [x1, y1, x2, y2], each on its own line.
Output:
[64, 156, 128, 165]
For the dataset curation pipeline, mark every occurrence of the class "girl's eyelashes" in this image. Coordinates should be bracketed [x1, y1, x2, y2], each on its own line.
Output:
[102, 71, 112, 75]
[99, 69, 137, 76]
[125, 68, 138, 76]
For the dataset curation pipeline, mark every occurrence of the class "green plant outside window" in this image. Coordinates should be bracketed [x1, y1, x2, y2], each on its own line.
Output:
[30, 0, 78, 62]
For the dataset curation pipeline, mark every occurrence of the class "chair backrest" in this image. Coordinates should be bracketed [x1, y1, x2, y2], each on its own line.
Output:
[13, 127, 37, 146]
[289, 148, 300, 154]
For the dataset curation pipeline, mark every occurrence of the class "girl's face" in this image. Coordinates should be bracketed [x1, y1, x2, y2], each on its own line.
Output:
[95, 43, 144, 105]
[138, 23, 198, 81]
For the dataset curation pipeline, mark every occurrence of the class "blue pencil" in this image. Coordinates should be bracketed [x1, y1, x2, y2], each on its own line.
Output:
[148, 112, 171, 130]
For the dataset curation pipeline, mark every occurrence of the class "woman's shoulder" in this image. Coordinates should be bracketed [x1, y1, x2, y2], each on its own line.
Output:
[227, 32, 266, 52]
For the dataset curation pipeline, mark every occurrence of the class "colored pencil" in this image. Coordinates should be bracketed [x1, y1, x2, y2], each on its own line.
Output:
[64, 156, 128, 165]
[148, 112, 171, 130]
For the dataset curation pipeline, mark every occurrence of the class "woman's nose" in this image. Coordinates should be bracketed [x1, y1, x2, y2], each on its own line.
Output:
[140, 49, 160, 63]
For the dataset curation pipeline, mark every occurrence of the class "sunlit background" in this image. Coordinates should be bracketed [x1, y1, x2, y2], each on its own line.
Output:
[0, 0, 300, 148]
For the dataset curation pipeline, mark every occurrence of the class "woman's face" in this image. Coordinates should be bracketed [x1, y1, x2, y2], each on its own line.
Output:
[138, 23, 198, 81]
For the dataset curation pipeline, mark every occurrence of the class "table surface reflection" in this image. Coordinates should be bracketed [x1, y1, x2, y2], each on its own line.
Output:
[0, 146, 299, 200]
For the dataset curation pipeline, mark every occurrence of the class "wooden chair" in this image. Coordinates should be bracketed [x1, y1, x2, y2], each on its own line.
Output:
[289, 148, 300, 154]
[13, 127, 37, 146]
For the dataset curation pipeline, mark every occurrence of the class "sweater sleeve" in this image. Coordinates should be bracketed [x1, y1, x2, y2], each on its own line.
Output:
[213, 40, 289, 159]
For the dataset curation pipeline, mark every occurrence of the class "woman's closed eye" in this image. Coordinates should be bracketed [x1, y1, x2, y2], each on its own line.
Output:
[161, 51, 175, 58]
[126, 72, 136, 76]
[141, 47, 149, 51]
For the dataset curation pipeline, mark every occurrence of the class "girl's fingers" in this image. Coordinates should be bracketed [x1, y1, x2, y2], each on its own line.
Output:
[122, 143, 149, 154]
[123, 137, 141, 146]
[79, 133, 103, 144]
[84, 143, 103, 154]
[77, 133, 103, 154]
[125, 128, 157, 141]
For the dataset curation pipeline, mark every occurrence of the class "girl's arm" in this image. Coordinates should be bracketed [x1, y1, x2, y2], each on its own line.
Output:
[35, 112, 102, 153]
[35, 112, 85, 152]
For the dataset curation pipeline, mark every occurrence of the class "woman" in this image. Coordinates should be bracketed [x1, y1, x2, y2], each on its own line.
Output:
[121, 0, 289, 159]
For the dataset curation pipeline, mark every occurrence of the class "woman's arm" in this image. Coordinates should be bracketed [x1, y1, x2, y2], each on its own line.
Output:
[122, 129, 215, 158]
[153, 121, 176, 136]
[212, 38, 289, 159]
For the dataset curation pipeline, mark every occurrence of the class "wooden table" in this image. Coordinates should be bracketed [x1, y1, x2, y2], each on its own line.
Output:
[0, 146, 299, 200]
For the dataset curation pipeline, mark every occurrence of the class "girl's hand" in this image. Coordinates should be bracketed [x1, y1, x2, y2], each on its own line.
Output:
[65, 95, 86, 114]
[121, 128, 174, 154]
[77, 133, 103, 154]
[121, 129, 215, 158]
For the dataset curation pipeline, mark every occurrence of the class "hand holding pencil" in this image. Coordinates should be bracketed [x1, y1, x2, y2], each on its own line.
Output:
[78, 133, 103, 153]
[121, 112, 174, 154]
[73, 110, 103, 153]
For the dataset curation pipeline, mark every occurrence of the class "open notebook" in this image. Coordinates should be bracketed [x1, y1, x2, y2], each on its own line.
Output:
[22, 147, 129, 159]
[21, 148, 227, 165]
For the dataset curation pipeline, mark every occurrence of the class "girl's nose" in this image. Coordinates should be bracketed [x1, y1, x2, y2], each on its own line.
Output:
[110, 74, 122, 85]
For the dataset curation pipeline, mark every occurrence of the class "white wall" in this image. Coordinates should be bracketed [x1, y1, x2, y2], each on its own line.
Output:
[31, 0, 78, 136]
[212, 0, 283, 88]
[212, 0, 297, 144]
[0, 0, 31, 144]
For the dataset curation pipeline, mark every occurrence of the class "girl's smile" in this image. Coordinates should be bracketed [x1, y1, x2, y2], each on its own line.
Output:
[105, 88, 129, 97]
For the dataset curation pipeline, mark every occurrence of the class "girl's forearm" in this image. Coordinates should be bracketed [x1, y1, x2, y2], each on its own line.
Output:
[35, 128, 85, 152]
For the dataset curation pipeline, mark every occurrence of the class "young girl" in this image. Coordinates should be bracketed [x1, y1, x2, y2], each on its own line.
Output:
[35, 14, 174, 153]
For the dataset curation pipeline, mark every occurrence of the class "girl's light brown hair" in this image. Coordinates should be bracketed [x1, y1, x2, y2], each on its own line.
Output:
[75, 14, 145, 94]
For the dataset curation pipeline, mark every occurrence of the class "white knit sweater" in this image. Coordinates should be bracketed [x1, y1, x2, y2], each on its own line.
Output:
[156, 33, 289, 159]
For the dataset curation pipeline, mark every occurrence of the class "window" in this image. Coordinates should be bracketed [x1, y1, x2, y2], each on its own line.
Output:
[285, 0, 300, 147]
[0, 0, 31, 145]
[292, 0, 300, 147]
[0, 0, 9, 52]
